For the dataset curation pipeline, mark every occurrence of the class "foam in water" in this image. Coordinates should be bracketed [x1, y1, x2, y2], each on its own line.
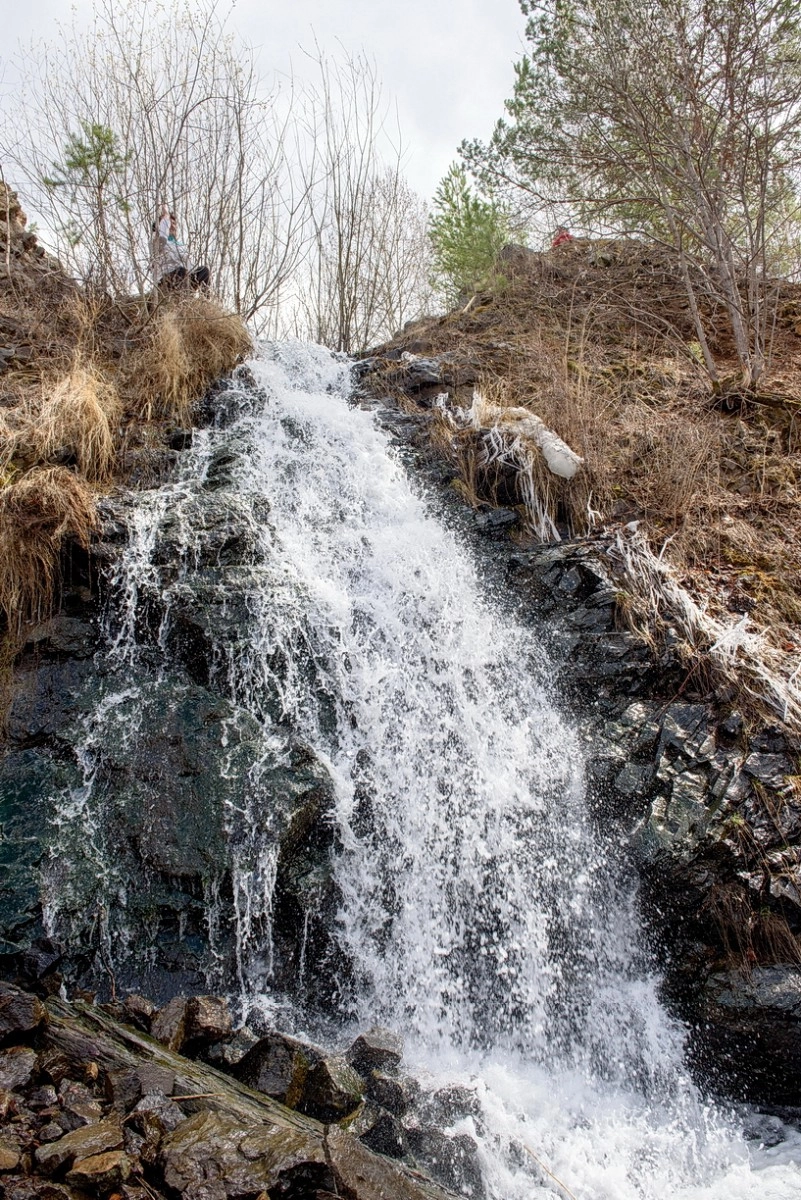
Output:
[43, 340, 800, 1198]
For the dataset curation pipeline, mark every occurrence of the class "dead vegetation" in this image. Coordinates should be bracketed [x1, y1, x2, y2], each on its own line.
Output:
[35, 360, 122, 482]
[0, 466, 98, 633]
[126, 292, 253, 424]
[366, 237, 801, 730]
[0, 188, 252, 644]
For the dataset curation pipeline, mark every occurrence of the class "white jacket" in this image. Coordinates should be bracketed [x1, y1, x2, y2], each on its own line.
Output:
[155, 215, 188, 280]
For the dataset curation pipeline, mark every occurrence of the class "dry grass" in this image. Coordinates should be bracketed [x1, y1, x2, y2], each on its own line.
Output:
[368, 241, 801, 711]
[1, 210, 252, 642]
[35, 359, 122, 482]
[704, 880, 801, 972]
[124, 293, 252, 424]
[0, 466, 98, 632]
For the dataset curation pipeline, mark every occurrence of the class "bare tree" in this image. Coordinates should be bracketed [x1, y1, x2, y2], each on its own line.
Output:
[294, 50, 432, 353]
[3, 0, 308, 329]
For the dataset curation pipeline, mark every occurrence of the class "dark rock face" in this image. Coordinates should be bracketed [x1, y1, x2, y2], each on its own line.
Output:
[358, 359, 801, 1109]
[346, 1026, 404, 1075]
[0, 983, 46, 1037]
[234, 1031, 324, 1107]
[0, 384, 343, 1014]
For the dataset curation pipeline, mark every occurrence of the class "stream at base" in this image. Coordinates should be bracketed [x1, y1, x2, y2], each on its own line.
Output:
[44, 342, 801, 1198]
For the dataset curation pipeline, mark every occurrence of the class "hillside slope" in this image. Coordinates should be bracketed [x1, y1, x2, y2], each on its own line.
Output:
[360, 238, 801, 734]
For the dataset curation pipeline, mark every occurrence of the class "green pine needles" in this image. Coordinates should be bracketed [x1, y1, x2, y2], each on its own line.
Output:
[428, 164, 516, 305]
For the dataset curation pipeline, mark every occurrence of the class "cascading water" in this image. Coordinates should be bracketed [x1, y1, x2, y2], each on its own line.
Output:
[42, 341, 799, 1199]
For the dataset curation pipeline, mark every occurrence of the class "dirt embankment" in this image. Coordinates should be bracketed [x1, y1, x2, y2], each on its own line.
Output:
[360, 238, 801, 735]
[0, 182, 251, 649]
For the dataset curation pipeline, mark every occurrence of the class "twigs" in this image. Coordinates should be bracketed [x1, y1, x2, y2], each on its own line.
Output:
[521, 1140, 580, 1200]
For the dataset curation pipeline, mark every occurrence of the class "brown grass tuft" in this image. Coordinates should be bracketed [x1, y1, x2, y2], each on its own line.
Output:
[35, 360, 122, 482]
[0, 466, 98, 632]
[125, 293, 252, 424]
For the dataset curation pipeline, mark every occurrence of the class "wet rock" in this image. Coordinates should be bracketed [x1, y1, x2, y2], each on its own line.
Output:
[346, 1027, 403, 1076]
[66, 1148, 133, 1191]
[34, 1115, 124, 1175]
[37, 1052, 71, 1089]
[744, 753, 790, 788]
[58, 1078, 103, 1126]
[151, 997, 189, 1053]
[160, 1108, 330, 1199]
[128, 1093, 186, 1168]
[0, 1046, 37, 1091]
[234, 1031, 323, 1107]
[473, 506, 519, 535]
[122, 994, 156, 1032]
[0, 983, 45, 1037]
[344, 1101, 408, 1158]
[36, 1123, 63, 1144]
[185, 995, 232, 1045]
[696, 967, 801, 1104]
[425, 1085, 482, 1126]
[130, 1091, 186, 1134]
[325, 1124, 456, 1200]
[28, 1084, 59, 1109]
[0, 1139, 22, 1170]
[105, 1067, 143, 1112]
[405, 1127, 485, 1200]
[103, 1065, 173, 1108]
[2, 1181, 77, 1199]
[104, 1063, 174, 1113]
[203, 1026, 259, 1069]
[120, 1186, 163, 1200]
[302, 1055, 363, 1122]
[362, 1070, 415, 1116]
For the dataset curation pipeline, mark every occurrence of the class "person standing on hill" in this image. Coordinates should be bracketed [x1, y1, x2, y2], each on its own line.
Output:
[551, 226, 574, 248]
[154, 202, 210, 289]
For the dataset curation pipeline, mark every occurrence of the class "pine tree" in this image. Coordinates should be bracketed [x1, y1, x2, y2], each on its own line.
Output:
[428, 164, 514, 304]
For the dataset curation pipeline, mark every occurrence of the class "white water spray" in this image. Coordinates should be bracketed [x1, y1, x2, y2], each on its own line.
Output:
[43, 341, 800, 1198]
[235, 343, 800, 1200]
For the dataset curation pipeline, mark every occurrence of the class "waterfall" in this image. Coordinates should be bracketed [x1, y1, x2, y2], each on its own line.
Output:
[42, 341, 800, 1199]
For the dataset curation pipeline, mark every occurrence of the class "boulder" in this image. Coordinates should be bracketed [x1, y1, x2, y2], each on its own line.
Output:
[159, 1109, 331, 1199]
[185, 995, 232, 1045]
[234, 1031, 323, 1107]
[103, 1062, 175, 1113]
[151, 997, 189, 1053]
[325, 1125, 458, 1200]
[301, 1056, 363, 1122]
[2, 1181, 77, 1199]
[424, 1084, 481, 1126]
[37, 1051, 71, 1088]
[363, 1069, 414, 1116]
[66, 1149, 133, 1191]
[405, 1127, 486, 1200]
[0, 983, 45, 1037]
[346, 1027, 403, 1076]
[34, 1116, 124, 1175]
[696, 966, 801, 1104]
[58, 1078, 103, 1126]
[0, 1139, 22, 1171]
[122, 994, 156, 1032]
[203, 1026, 259, 1069]
[343, 1101, 408, 1158]
[0, 1046, 37, 1091]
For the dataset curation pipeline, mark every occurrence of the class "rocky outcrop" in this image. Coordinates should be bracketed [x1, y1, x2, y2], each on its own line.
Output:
[0, 982, 466, 1200]
[358, 353, 801, 1109]
[0, 182, 73, 373]
[0, 382, 343, 1014]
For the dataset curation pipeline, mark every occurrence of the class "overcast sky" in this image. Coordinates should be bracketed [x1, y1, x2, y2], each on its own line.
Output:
[1, 0, 527, 201]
